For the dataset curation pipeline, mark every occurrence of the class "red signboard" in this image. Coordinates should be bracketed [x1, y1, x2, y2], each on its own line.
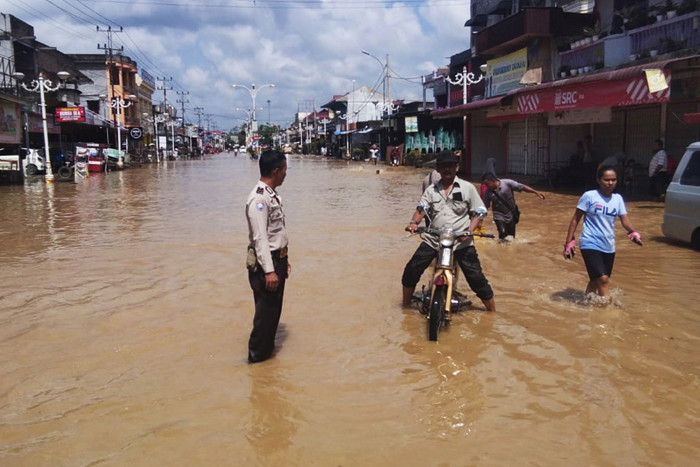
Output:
[516, 72, 671, 114]
[55, 107, 86, 122]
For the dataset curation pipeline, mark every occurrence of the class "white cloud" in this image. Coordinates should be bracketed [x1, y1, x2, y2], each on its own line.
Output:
[5, 0, 472, 129]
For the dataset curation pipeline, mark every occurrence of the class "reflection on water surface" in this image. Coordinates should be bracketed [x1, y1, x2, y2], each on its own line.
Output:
[0, 154, 698, 465]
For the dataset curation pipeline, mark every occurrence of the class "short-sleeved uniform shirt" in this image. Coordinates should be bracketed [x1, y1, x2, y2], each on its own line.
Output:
[576, 189, 627, 253]
[246, 181, 288, 273]
[483, 178, 523, 222]
[420, 176, 485, 250]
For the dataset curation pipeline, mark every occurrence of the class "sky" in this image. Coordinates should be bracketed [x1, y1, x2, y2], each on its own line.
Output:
[4, 0, 473, 131]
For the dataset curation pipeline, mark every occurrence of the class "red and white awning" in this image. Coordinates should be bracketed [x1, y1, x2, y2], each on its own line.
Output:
[515, 71, 671, 114]
[430, 56, 698, 119]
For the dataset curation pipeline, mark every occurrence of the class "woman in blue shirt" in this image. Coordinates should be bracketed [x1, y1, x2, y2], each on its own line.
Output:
[563, 165, 643, 302]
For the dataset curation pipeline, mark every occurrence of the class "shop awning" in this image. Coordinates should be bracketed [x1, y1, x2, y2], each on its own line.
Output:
[431, 96, 509, 119]
[506, 56, 698, 114]
[430, 55, 699, 120]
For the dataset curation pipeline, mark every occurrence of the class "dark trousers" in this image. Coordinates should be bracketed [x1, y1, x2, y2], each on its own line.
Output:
[401, 242, 494, 301]
[494, 219, 517, 239]
[248, 254, 288, 363]
[649, 171, 670, 198]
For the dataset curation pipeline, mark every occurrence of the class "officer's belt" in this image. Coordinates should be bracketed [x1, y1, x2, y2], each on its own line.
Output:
[271, 246, 288, 259]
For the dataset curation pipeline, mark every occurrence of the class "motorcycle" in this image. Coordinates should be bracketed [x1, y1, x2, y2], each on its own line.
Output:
[410, 204, 494, 341]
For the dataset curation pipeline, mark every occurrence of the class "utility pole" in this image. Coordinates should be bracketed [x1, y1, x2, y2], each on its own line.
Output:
[193, 107, 204, 133]
[177, 90, 189, 154]
[157, 77, 173, 154]
[157, 77, 173, 114]
[193, 107, 204, 154]
[97, 25, 123, 153]
[176, 90, 189, 128]
[385, 54, 391, 108]
[204, 114, 212, 135]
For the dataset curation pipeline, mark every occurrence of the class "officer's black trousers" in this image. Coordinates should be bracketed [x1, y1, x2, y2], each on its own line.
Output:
[247, 254, 288, 363]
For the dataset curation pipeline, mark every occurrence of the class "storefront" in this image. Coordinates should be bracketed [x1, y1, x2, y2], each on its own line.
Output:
[433, 55, 700, 182]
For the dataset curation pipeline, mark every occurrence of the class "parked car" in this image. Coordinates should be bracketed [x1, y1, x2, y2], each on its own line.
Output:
[0, 147, 47, 178]
[21, 148, 47, 175]
[662, 142, 700, 249]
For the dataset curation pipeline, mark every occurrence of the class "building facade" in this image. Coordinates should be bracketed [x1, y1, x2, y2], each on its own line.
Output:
[429, 0, 700, 189]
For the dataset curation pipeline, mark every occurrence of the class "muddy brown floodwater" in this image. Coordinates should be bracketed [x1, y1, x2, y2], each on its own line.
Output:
[1, 154, 698, 466]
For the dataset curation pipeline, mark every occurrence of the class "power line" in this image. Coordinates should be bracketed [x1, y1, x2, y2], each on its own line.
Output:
[73, 0, 121, 27]
[33, 0, 185, 93]
[67, 0, 468, 9]
[6, 0, 94, 42]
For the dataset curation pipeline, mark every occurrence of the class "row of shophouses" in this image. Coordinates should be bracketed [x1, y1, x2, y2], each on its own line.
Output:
[4, 0, 700, 186]
[314, 0, 700, 186]
[1, 13, 214, 177]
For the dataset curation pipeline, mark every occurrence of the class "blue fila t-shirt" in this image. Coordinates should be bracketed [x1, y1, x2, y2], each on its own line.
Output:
[577, 189, 628, 253]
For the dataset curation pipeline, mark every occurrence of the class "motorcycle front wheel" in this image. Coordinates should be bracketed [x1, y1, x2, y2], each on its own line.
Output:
[429, 285, 447, 341]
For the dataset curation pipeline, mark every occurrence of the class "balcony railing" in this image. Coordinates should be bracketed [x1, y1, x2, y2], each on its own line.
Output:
[475, 8, 554, 55]
[475, 7, 593, 56]
[556, 11, 700, 78]
[628, 11, 700, 56]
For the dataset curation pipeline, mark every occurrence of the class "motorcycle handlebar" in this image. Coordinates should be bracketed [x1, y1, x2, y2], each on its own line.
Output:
[413, 226, 495, 239]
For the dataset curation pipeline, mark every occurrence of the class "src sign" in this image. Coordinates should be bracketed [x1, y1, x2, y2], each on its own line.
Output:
[554, 90, 583, 107]
[129, 127, 143, 140]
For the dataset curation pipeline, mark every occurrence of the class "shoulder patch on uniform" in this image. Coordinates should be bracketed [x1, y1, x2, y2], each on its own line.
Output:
[256, 202, 266, 211]
[256, 186, 264, 194]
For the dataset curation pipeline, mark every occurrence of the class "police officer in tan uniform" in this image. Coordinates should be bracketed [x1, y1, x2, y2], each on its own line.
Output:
[245, 149, 290, 363]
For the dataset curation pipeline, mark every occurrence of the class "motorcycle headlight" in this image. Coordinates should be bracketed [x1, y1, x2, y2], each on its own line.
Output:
[439, 230, 455, 247]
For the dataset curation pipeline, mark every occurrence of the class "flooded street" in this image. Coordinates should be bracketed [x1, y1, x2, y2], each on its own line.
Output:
[1, 154, 698, 466]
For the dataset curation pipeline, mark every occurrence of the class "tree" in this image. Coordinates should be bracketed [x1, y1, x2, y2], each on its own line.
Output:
[257, 124, 278, 148]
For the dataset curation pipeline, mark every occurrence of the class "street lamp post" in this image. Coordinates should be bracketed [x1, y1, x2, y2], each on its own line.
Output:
[235, 107, 262, 148]
[104, 94, 136, 168]
[446, 64, 487, 106]
[361, 50, 390, 116]
[231, 82, 276, 134]
[361, 50, 399, 161]
[445, 64, 487, 176]
[362, 50, 400, 116]
[12, 71, 70, 182]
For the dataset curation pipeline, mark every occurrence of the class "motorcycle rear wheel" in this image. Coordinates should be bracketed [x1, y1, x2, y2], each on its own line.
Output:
[429, 285, 447, 341]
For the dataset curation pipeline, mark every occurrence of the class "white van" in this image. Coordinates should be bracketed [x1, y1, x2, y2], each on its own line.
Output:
[0, 148, 46, 177]
[22, 148, 47, 175]
[662, 142, 700, 249]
